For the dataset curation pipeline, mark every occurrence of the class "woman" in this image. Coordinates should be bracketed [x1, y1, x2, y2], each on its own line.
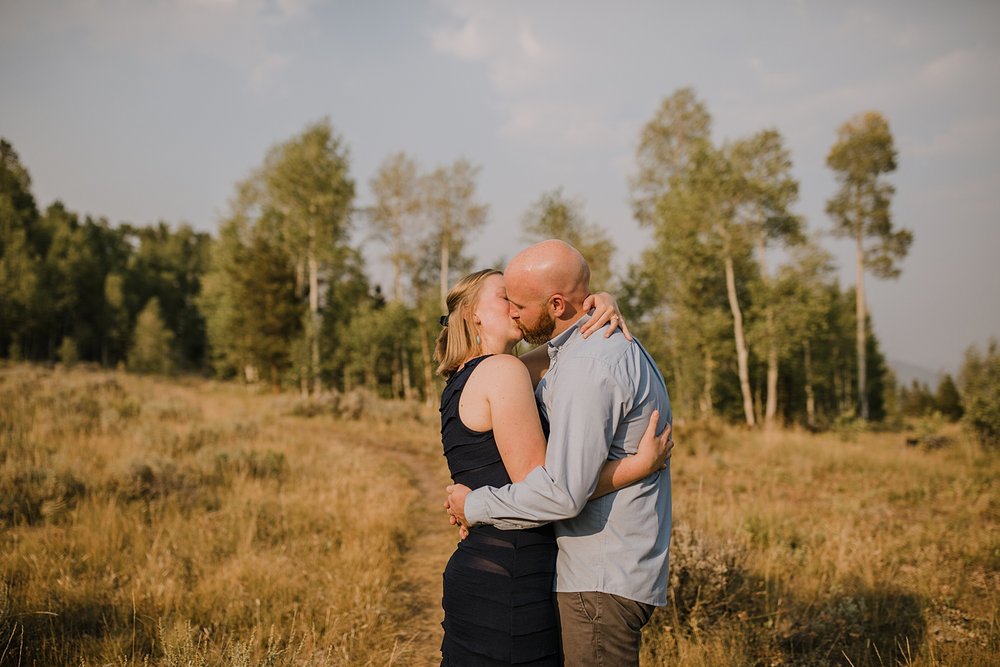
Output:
[435, 269, 670, 666]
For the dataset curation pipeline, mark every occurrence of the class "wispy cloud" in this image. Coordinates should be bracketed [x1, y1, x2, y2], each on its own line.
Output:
[919, 49, 977, 87]
[429, 4, 557, 94]
[904, 115, 1000, 159]
[499, 100, 631, 150]
[747, 56, 801, 90]
[0, 0, 311, 95]
[430, 2, 629, 150]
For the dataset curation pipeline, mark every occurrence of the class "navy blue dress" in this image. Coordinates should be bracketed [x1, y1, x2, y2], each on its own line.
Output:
[440, 355, 560, 666]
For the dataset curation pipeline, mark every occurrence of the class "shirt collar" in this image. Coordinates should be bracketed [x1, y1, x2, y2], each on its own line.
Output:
[546, 313, 591, 363]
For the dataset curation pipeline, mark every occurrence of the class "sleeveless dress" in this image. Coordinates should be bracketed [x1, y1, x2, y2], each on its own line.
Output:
[440, 355, 560, 666]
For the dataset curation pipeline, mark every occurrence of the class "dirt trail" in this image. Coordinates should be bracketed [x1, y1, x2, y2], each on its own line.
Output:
[364, 425, 457, 666]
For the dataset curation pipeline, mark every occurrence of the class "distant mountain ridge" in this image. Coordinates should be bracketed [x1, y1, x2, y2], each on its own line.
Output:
[889, 358, 944, 390]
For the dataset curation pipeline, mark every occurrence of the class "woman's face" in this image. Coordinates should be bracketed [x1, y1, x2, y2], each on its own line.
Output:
[473, 274, 523, 350]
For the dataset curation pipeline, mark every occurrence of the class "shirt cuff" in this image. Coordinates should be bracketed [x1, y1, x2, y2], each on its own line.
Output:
[464, 487, 489, 527]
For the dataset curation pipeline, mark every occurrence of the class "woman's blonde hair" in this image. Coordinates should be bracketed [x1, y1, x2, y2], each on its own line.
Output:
[434, 269, 502, 378]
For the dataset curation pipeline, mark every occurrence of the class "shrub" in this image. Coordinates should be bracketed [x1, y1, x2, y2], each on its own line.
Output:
[960, 339, 1000, 448]
[58, 337, 79, 366]
[668, 525, 753, 632]
[128, 297, 175, 375]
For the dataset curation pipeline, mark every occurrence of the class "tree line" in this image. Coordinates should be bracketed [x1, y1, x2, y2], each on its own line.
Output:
[6, 88, 994, 437]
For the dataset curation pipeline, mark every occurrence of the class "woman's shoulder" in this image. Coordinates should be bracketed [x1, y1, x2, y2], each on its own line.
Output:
[474, 352, 526, 372]
[468, 353, 530, 383]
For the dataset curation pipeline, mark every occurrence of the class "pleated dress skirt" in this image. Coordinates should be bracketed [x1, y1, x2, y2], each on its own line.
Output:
[441, 523, 559, 666]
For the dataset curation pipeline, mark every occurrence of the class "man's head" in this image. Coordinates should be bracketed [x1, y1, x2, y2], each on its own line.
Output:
[504, 239, 591, 344]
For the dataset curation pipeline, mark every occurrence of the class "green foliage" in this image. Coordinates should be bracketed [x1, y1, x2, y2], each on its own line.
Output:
[125, 222, 211, 368]
[422, 158, 489, 309]
[936, 373, 963, 421]
[899, 379, 937, 417]
[960, 339, 1000, 448]
[338, 300, 415, 394]
[1, 138, 207, 369]
[128, 298, 175, 375]
[200, 220, 304, 387]
[57, 337, 79, 366]
[521, 187, 616, 291]
[631, 87, 712, 227]
[198, 120, 360, 391]
[1, 104, 911, 427]
[368, 151, 423, 302]
[826, 111, 912, 278]
[826, 111, 912, 421]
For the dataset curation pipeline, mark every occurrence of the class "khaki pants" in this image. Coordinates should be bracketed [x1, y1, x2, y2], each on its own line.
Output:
[556, 591, 655, 666]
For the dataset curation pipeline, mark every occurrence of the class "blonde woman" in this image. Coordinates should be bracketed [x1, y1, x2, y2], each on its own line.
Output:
[435, 269, 670, 666]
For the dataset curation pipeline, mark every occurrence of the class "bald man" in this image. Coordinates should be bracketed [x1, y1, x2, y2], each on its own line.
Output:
[446, 240, 673, 666]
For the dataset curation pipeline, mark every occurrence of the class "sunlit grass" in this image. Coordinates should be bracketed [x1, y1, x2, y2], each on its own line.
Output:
[0, 363, 437, 666]
[0, 363, 996, 666]
[643, 421, 999, 666]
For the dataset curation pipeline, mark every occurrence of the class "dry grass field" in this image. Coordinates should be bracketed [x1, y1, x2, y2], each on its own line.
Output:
[0, 363, 996, 666]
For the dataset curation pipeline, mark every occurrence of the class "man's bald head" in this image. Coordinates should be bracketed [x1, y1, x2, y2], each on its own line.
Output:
[504, 240, 593, 341]
[505, 239, 591, 306]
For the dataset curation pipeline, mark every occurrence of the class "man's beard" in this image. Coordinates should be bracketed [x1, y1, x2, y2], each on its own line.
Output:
[519, 310, 556, 345]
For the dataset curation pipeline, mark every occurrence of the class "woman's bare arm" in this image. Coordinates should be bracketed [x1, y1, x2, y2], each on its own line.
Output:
[591, 411, 672, 499]
[469, 355, 549, 483]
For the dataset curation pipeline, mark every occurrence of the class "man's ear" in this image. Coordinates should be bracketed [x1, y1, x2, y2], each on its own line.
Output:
[549, 294, 567, 318]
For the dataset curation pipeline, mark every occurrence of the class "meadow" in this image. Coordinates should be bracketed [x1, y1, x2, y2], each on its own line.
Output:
[0, 364, 996, 666]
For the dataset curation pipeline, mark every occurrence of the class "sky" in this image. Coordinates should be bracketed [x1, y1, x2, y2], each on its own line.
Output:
[1, 0, 998, 378]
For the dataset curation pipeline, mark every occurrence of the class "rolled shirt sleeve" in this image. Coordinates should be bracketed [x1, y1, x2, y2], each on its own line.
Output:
[464, 355, 629, 528]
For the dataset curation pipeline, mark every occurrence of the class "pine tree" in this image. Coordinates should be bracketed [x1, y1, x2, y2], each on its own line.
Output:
[128, 298, 174, 374]
[521, 188, 616, 291]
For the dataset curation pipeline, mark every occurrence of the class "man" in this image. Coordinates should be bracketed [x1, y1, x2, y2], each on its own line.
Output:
[446, 239, 672, 666]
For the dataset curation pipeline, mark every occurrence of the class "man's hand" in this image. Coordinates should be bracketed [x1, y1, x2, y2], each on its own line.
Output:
[445, 484, 472, 530]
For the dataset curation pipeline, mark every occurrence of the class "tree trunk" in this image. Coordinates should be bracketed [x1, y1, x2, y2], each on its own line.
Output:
[402, 347, 414, 400]
[308, 251, 321, 395]
[669, 325, 687, 418]
[804, 339, 816, 429]
[439, 237, 450, 312]
[391, 345, 403, 398]
[417, 305, 435, 406]
[724, 251, 756, 426]
[699, 345, 714, 418]
[855, 230, 868, 420]
[392, 253, 403, 303]
[759, 239, 778, 427]
[765, 307, 779, 428]
[765, 345, 779, 427]
[295, 259, 305, 299]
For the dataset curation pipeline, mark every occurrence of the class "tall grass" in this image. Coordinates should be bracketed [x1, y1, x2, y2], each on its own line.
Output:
[642, 420, 999, 666]
[0, 364, 437, 666]
[1, 363, 996, 666]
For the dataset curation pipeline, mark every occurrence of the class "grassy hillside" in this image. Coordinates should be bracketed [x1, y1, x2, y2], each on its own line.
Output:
[0, 364, 996, 666]
[0, 364, 449, 666]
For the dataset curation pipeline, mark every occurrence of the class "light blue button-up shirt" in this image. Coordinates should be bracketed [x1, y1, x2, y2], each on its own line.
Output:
[464, 315, 672, 606]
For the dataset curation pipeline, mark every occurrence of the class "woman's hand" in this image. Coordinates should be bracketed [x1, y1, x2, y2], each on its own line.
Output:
[590, 409, 672, 499]
[444, 498, 471, 540]
[581, 292, 632, 341]
[633, 409, 673, 474]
